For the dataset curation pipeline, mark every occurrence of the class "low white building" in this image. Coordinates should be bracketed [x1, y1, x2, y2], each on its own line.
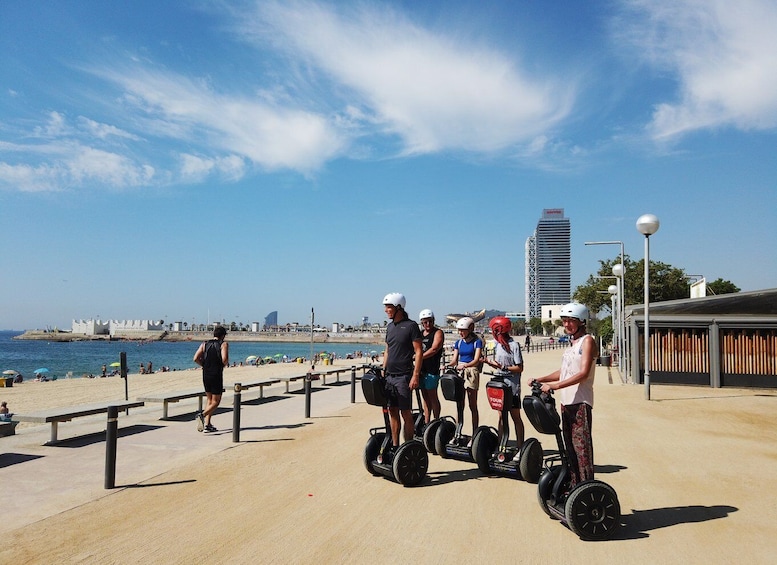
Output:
[72, 319, 110, 335]
[72, 319, 165, 335]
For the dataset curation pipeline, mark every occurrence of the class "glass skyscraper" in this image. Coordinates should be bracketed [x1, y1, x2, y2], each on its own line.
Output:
[525, 208, 571, 318]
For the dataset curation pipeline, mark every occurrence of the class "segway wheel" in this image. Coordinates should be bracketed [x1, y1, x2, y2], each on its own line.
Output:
[434, 420, 456, 459]
[392, 441, 428, 487]
[565, 480, 621, 541]
[363, 432, 386, 476]
[518, 438, 544, 483]
[471, 426, 498, 475]
[423, 419, 443, 454]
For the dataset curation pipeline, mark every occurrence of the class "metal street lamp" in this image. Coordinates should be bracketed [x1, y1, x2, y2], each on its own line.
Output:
[611, 263, 625, 376]
[636, 214, 660, 400]
[585, 240, 626, 377]
[608, 285, 618, 366]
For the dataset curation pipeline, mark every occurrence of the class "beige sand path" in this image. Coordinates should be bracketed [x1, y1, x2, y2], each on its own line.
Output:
[2, 349, 777, 564]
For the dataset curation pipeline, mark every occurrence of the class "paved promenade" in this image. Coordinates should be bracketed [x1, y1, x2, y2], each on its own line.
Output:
[2, 350, 776, 564]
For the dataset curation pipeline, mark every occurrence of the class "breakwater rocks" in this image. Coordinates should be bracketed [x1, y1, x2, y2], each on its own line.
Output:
[14, 329, 384, 344]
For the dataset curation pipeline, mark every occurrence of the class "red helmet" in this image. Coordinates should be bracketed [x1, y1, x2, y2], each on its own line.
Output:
[489, 316, 512, 336]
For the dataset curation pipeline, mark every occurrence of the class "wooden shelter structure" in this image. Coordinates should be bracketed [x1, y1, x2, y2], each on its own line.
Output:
[623, 288, 777, 388]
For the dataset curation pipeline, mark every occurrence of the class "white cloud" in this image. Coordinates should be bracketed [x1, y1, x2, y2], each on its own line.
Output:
[97, 66, 346, 174]
[617, 0, 777, 139]
[242, 0, 574, 155]
[0, 139, 155, 192]
[180, 153, 246, 182]
[77, 117, 141, 141]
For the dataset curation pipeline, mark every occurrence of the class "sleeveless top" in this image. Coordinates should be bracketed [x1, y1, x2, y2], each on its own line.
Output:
[421, 328, 444, 375]
[202, 339, 224, 379]
[558, 334, 595, 407]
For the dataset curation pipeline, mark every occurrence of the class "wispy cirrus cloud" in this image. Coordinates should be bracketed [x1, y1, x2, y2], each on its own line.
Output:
[615, 0, 777, 139]
[237, 0, 575, 155]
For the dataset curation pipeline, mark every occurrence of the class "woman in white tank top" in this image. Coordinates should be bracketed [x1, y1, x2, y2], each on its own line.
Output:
[529, 303, 598, 486]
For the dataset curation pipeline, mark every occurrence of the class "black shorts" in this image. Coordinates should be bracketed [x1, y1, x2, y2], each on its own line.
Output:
[385, 373, 412, 410]
[203, 373, 224, 395]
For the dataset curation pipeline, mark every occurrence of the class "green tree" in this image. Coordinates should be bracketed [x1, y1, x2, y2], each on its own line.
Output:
[572, 256, 739, 318]
[706, 278, 740, 295]
[542, 320, 554, 336]
[529, 317, 543, 336]
[511, 320, 526, 335]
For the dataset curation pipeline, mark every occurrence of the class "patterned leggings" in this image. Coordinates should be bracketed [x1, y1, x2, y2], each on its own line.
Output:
[561, 403, 594, 487]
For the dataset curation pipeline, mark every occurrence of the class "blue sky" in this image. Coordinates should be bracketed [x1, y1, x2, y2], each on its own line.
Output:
[1, 0, 776, 331]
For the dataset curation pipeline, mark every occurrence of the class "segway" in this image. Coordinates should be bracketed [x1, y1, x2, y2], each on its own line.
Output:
[427, 368, 475, 461]
[522, 382, 620, 540]
[362, 366, 429, 487]
[471, 374, 543, 482]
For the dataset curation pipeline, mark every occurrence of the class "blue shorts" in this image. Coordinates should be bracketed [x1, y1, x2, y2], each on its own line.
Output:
[421, 373, 440, 390]
[385, 374, 412, 410]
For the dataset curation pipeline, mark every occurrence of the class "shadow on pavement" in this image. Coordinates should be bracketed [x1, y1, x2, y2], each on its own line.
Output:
[53, 424, 164, 448]
[0, 452, 44, 469]
[615, 504, 738, 540]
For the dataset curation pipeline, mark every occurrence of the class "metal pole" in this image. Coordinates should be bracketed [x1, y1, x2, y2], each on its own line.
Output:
[644, 235, 651, 400]
[104, 405, 118, 489]
[120, 352, 129, 413]
[232, 383, 241, 442]
[619, 243, 625, 378]
[304, 374, 312, 418]
[350, 366, 356, 403]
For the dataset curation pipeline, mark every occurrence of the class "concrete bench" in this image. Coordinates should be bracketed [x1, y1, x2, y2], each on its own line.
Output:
[0, 420, 19, 437]
[277, 374, 308, 393]
[238, 379, 281, 398]
[137, 389, 208, 419]
[14, 400, 145, 443]
[320, 367, 362, 385]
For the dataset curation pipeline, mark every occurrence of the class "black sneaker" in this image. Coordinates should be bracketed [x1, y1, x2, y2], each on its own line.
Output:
[195, 411, 205, 432]
[204, 424, 218, 433]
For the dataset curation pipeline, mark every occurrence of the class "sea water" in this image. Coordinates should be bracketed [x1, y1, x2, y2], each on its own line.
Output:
[0, 331, 379, 380]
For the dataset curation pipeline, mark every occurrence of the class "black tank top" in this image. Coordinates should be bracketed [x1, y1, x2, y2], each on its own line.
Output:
[421, 329, 443, 375]
[202, 339, 224, 378]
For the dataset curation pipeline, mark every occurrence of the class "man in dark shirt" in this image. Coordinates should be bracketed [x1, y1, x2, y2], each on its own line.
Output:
[193, 326, 229, 433]
[382, 292, 423, 447]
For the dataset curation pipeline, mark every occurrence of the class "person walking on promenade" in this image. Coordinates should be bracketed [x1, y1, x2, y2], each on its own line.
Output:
[529, 303, 598, 487]
[448, 316, 483, 438]
[483, 316, 525, 448]
[382, 293, 423, 449]
[525, 333, 531, 350]
[418, 309, 444, 424]
[193, 326, 229, 433]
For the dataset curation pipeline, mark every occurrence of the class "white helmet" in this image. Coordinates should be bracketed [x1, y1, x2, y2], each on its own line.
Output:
[419, 309, 434, 320]
[560, 303, 589, 324]
[382, 292, 406, 309]
[455, 316, 475, 330]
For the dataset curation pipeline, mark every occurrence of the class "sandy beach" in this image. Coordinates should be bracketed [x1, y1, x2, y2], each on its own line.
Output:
[2, 349, 777, 564]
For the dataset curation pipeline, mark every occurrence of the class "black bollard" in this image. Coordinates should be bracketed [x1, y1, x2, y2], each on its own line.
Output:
[350, 366, 356, 403]
[232, 383, 242, 443]
[104, 405, 118, 489]
[304, 373, 312, 418]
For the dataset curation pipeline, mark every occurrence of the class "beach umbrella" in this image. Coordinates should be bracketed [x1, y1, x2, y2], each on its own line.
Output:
[2, 370, 18, 375]
[109, 362, 121, 368]
[34, 368, 50, 374]
[245, 355, 258, 363]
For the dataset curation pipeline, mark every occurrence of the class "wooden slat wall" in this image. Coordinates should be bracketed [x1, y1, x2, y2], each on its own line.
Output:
[721, 329, 777, 375]
[649, 328, 709, 374]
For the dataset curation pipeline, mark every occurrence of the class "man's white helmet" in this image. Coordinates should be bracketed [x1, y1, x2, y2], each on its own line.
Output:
[419, 309, 435, 320]
[560, 303, 589, 324]
[455, 316, 475, 330]
[382, 292, 406, 309]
